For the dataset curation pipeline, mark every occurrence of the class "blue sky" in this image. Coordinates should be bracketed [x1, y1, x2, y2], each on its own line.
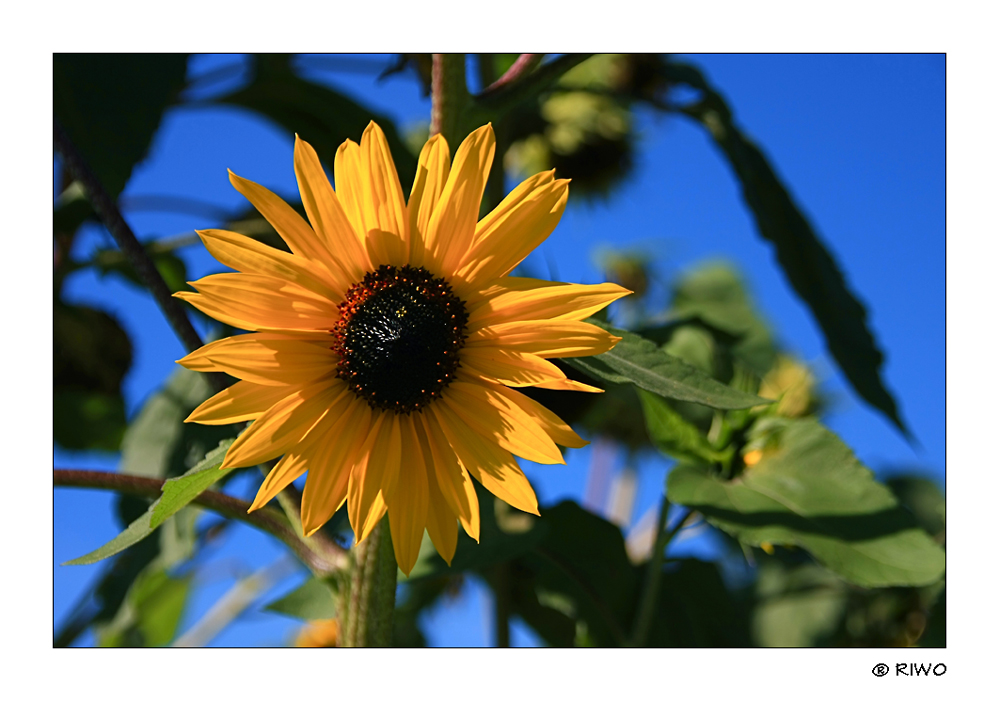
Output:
[53, 54, 945, 647]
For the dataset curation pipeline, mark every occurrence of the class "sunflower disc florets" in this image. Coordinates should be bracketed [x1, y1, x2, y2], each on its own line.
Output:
[331, 264, 469, 414]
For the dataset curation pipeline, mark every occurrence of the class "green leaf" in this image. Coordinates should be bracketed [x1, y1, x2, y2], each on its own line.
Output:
[63, 439, 234, 566]
[150, 441, 235, 529]
[98, 568, 192, 647]
[54, 54, 188, 199]
[218, 54, 416, 189]
[638, 389, 729, 463]
[264, 577, 338, 621]
[751, 563, 847, 647]
[120, 367, 234, 480]
[563, 318, 771, 410]
[666, 263, 777, 376]
[666, 59, 910, 439]
[667, 418, 945, 587]
[516, 501, 638, 647]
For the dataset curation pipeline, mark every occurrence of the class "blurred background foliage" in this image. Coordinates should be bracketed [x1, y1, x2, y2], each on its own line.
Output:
[53, 54, 944, 647]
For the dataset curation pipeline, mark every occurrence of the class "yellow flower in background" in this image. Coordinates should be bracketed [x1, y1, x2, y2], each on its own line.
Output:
[176, 122, 630, 575]
[294, 619, 340, 647]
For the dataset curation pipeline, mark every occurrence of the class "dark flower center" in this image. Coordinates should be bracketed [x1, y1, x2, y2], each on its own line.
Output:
[332, 265, 468, 414]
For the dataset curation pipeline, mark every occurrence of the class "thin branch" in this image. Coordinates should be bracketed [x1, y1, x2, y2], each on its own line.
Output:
[118, 194, 235, 221]
[478, 54, 543, 97]
[53, 120, 225, 392]
[54, 469, 346, 575]
[172, 555, 300, 646]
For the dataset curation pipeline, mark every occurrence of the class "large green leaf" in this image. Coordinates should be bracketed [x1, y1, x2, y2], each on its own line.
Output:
[264, 577, 338, 621]
[666, 263, 776, 376]
[751, 563, 847, 647]
[665, 59, 909, 439]
[563, 319, 771, 410]
[54, 54, 189, 199]
[516, 501, 638, 646]
[150, 442, 236, 529]
[638, 389, 729, 464]
[63, 440, 234, 566]
[97, 567, 193, 647]
[667, 418, 945, 587]
[120, 367, 235, 480]
[217, 54, 416, 188]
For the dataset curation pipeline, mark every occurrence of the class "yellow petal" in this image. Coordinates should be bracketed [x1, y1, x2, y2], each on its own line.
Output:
[364, 228, 409, 269]
[466, 279, 632, 332]
[177, 333, 337, 387]
[221, 381, 348, 470]
[250, 449, 311, 511]
[424, 472, 459, 566]
[347, 411, 402, 545]
[387, 415, 429, 576]
[334, 139, 366, 243]
[422, 125, 495, 275]
[467, 320, 621, 358]
[434, 402, 539, 516]
[460, 347, 566, 387]
[418, 410, 480, 541]
[453, 173, 568, 290]
[359, 122, 409, 265]
[442, 380, 565, 465]
[294, 135, 371, 282]
[358, 491, 388, 545]
[501, 387, 589, 449]
[533, 378, 604, 393]
[407, 134, 451, 268]
[181, 273, 339, 332]
[228, 170, 347, 285]
[195, 229, 342, 300]
[186, 380, 297, 425]
[300, 397, 374, 536]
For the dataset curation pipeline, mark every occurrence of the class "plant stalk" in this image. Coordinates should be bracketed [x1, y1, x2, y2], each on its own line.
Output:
[430, 54, 470, 148]
[630, 494, 672, 646]
[340, 517, 398, 646]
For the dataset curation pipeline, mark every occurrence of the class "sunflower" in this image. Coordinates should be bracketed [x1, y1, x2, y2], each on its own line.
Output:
[177, 122, 630, 575]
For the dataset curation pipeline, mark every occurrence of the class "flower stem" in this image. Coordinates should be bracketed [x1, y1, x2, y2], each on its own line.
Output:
[630, 494, 672, 646]
[340, 516, 397, 646]
[492, 562, 512, 647]
[430, 54, 470, 148]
